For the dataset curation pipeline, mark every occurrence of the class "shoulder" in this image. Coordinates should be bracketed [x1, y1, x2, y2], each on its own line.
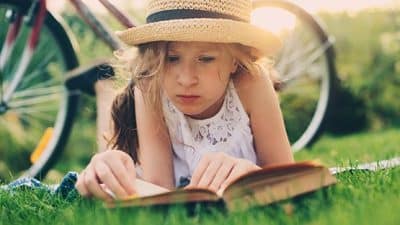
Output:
[232, 67, 277, 115]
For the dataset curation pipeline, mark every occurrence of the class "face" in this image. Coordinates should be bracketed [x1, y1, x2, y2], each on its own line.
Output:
[162, 42, 237, 119]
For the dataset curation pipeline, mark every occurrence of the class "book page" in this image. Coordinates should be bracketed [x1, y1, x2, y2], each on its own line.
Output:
[102, 179, 170, 200]
[107, 187, 220, 208]
[122, 179, 171, 200]
[106, 161, 336, 210]
[107, 162, 319, 200]
[106, 179, 220, 208]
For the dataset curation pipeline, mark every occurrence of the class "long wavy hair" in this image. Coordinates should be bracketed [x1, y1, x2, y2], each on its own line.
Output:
[107, 42, 279, 164]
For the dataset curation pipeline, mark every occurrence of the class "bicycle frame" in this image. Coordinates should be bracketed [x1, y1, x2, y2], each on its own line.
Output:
[0, 0, 46, 104]
[69, 0, 134, 51]
[0, 0, 135, 106]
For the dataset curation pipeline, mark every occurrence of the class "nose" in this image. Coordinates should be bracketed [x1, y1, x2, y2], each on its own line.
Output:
[176, 63, 198, 87]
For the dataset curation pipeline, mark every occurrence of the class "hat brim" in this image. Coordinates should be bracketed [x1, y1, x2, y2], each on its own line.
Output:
[116, 18, 282, 56]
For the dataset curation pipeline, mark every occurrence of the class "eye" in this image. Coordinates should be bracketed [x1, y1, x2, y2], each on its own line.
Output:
[167, 55, 179, 63]
[199, 56, 215, 63]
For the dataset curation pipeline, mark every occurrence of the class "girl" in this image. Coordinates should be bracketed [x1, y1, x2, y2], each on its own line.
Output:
[75, 0, 294, 202]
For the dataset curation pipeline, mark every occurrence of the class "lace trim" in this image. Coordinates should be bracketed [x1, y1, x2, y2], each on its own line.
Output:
[164, 81, 248, 147]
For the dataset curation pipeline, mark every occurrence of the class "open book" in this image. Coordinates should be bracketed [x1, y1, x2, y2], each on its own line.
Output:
[106, 161, 337, 211]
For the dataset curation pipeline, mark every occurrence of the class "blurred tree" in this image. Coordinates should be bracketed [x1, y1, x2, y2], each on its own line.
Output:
[320, 9, 400, 130]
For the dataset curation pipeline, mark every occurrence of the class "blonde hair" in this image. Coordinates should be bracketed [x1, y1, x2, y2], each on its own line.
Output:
[117, 42, 273, 112]
[109, 42, 277, 162]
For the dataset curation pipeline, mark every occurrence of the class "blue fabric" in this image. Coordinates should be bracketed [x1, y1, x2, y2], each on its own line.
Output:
[1, 171, 79, 200]
[55, 171, 79, 199]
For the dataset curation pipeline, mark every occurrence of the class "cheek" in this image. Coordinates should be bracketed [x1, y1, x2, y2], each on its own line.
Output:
[162, 75, 182, 100]
[162, 68, 174, 83]
[162, 76, 173, 92]
[161, 82, 174, 101]
[202, 64, 228, 81]
[217, 59, 235, 79]
[163, 66, 182, 85]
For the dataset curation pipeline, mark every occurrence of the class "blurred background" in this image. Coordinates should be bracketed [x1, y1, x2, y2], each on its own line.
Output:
[50, 0, 399, 176]
[4, 0, 398, 181]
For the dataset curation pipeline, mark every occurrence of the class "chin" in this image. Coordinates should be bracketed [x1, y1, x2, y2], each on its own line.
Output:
[175, 105, 202, 117]
[178, 107, 201, 116]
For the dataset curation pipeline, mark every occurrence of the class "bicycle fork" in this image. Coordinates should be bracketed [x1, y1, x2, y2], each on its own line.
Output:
[0, 0, 47, 105]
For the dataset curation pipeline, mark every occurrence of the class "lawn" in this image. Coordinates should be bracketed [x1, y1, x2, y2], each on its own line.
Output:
[0, 129, 399, 225]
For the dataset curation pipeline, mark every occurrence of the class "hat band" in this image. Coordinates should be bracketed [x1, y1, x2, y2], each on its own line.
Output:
[147, 9, 247, 23]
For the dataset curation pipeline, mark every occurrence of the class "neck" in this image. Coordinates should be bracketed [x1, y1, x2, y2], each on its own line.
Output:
[185, 90, 226, 120]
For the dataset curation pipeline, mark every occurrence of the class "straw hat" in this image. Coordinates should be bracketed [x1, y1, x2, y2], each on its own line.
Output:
[116, 0, 281, 56]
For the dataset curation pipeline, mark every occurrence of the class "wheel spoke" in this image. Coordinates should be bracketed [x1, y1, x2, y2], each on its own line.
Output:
[12, 101, 59, 115]
[274, 18, 334, 83]
[7, 89, 61, 108]
[17, 109, 55, 124]
[20, 78, 59, 92]
[18, 52, 58, 90]
[278, 39, 332, 82]
[252, 1, 336, 151]
[11, 85, 63, 99]
[2, 47, 33, 102]
[279, 35, 317, 67]
[14, 106, 57, 117]
[0, 1, 79, 180]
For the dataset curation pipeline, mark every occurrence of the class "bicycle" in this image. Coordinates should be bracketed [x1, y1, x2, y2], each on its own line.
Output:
[0, 0, 338, 181]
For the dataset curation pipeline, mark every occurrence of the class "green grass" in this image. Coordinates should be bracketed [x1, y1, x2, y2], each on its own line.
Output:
[296, 129, 399, 166]
[1, 129, 399, 225]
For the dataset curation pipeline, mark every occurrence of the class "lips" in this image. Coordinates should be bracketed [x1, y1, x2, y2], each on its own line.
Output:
[176, 95, 200, 104]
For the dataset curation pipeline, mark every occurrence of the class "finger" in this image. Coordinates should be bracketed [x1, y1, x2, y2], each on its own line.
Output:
[208, 161, 235, 192]
[188, 156, 211, 187]
[119, 152, 137, 194]
[218, 159, 260, 192]
[85, 167, 113, 202]
[94, 161, 128, 199]
[75, 170, 90, 197]
[197, 160, 222, 189]
[219, 164, 245, 192]
[104, 160, 136, 196]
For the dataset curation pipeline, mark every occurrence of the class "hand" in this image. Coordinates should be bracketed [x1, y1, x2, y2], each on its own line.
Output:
[75, 150, 136, 202]
[186, 152, 260, 193]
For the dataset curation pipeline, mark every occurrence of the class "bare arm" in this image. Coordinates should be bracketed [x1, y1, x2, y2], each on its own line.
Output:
[235, 68, 294, 167]
[134, 87, 175, 189]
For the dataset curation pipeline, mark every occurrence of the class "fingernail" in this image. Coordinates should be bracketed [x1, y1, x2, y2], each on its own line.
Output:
[128, 185, 136, 195]
[123, 193, 138, 200]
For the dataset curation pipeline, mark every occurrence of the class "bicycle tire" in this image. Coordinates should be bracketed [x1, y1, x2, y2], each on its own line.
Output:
[0, 0, 79, 180]
[252, 0, 339, 151]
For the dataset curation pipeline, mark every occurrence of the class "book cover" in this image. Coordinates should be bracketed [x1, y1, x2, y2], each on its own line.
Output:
[107, 161, 337, 211]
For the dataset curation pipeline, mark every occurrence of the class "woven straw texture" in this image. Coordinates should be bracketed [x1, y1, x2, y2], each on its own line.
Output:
[148, 0, 252, 22]
[116, 0, 281, 56]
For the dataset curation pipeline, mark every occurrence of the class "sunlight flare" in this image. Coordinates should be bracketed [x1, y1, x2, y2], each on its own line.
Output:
[251, 7, 296, 35]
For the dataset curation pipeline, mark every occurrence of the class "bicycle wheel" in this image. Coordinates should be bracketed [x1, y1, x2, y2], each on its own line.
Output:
[0, 0, 79, 181]
[251, 0, 338, 152]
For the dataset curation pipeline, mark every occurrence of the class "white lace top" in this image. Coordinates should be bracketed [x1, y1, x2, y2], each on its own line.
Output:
[162, 81, 257, 187]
